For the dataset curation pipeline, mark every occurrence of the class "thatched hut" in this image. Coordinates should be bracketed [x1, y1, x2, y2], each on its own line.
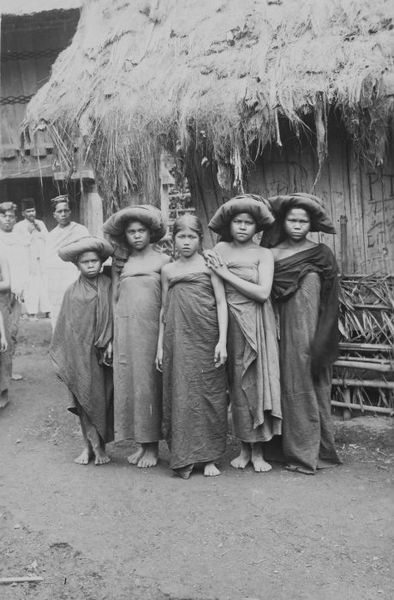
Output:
[24, 0, 394, 273]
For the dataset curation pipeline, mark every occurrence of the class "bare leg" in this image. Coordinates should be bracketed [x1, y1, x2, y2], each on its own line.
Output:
[251, 442, 272, 472]
[0, 390, 9, 409]
[79, 409, 110, 465]
[204, 462, 221, 477]
[127, 446, 144, 465]
[231, 441, 251, 469]
[74, 416, 94, 465]
[137, 442, 158, 468]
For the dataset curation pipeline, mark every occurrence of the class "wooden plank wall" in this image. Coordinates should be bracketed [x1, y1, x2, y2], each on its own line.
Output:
[0, 10, 80, 150]
[245, 122, 394, 275]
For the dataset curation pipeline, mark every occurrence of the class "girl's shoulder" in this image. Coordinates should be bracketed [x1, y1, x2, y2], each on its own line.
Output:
[161, 260, 176, 277]
[214, 241, 231, 257]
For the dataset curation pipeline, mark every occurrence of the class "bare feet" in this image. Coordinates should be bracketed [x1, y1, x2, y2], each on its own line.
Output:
[137, 443, 158, 468]
[204, 462, 221, 477]
[127, 446, 144, 465]
[74, 448, 93, 465]
[94, 449, 111, 465]
[231, 442, 251, 469]
[251, 443, 272, 472]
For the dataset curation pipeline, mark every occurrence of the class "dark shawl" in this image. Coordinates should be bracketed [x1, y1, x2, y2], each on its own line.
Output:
[272, 244, 339, 372]
[50, 273, 114, 441]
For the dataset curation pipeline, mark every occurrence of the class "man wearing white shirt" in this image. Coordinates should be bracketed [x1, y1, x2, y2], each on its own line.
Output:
[14, 197, 50, 318]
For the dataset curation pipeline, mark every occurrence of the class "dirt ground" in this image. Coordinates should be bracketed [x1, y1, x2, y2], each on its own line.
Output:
[0, 320, 393, 600]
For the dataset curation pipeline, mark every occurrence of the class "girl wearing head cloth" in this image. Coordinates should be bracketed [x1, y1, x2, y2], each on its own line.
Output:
[50, 236, 114, 465]
[156, 215, 228, 479]
[265, 193, 341, 474]
[103, 205, 170, 468]
[206, 195, 282, 472]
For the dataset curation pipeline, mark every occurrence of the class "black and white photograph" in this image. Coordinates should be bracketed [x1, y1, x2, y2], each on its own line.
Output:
[0, 0, 393, 598]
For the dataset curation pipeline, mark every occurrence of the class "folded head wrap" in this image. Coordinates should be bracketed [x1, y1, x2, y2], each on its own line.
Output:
[58, 236, 114, 264]
[103, 204, 166, 243]
[208, 194, 274, 240]
[51, 194, 69, 208]
[262, 193, 336, 247]
[0, 202, 17, 214]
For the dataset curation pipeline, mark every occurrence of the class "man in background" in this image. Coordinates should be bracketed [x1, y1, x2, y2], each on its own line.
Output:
[14, 197, 50, 319]
[46, 195, 89, 326]
[0, 202, 29, 380]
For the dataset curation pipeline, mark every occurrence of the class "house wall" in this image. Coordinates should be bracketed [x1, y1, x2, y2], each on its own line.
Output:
[191, 119, 394, 275]
[245, 121, 394, 275]
[1, 9, 80, 156]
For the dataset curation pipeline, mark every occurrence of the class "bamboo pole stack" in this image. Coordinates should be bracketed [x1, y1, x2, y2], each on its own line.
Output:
[333, 274, 394, 415]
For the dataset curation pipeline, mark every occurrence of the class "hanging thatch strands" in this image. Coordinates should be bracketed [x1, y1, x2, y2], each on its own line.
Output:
[22, 0, 394, 203]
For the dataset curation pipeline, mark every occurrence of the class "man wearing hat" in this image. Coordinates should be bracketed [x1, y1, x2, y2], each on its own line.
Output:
[14, 198, 50, 318]
[0, 202, 29, 379]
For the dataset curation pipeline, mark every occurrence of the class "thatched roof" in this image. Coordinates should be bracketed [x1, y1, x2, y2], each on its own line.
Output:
[24, 0, 394, 205]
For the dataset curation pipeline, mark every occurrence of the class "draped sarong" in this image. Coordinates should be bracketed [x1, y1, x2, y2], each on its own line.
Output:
[226, 262, 282, 443]
[46, 222, 89, 326]
[114, 272, 162, 443]
[50, 274, 114, 442]
[273, 246, 341, 473]
[162, 272, 227, 470]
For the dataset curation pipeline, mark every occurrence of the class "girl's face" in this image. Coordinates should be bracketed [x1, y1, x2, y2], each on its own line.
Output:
[125, 220, 150, 250]
[77, 251, 102, 278]
[230, 212, 257, 243]
[284, 208, 311, 241]
[174, 227, 200, 258]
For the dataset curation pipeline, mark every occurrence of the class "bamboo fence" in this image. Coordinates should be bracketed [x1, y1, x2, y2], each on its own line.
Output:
[333, 274, 394, 415]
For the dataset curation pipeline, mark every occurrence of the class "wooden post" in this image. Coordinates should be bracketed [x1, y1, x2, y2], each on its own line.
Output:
[340, 214, 348, 273]
[81, 182, 104, 236]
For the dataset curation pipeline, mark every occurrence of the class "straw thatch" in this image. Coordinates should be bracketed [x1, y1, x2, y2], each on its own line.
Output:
[23, 0, 394, 208]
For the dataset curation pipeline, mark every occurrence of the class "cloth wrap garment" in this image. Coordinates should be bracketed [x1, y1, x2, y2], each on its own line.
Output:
[46, 222, 89, 325]
[113, 271, 162, 443]
[272, 244, 341, 474]
[162, 272, 227, 471]
[50, 274, 114, 443]
[225, 262, 282, 443]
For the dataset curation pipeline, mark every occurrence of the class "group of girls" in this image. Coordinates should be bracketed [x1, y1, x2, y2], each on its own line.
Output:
[51, 193, 341, 477]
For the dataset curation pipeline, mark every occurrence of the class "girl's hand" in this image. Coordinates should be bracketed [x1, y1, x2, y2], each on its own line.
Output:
[0, 337, 8, 353]
[204, 250, 228, 277]
[103, 341, 113, 366]
[155, 347, 163, 372]
[214, 342, 227, 367]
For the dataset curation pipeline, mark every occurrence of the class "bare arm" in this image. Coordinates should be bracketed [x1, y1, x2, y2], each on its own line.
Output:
[155, 265, 170, 372]
[111, 263, 120, 305]
[0, 310, 7, 352]
[210, 271, 228, 366]
[206, 248, 274, 303]
[0, 255, 10, 293]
